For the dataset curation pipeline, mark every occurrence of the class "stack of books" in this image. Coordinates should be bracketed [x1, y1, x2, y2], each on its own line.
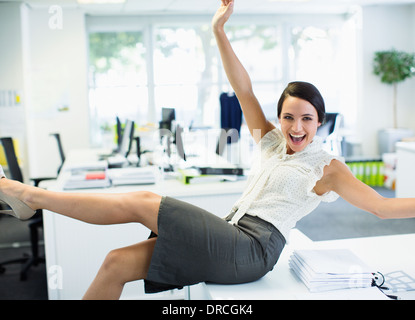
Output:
[107, 166, 159, 186]
[289, 249, 375, 292]
[63, 170, 111, 190]
[62, 164, 159, 189]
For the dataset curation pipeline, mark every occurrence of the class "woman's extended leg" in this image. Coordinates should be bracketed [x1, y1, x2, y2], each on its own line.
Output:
[0, 177, 162, 233]
[83, 237, 157, 300]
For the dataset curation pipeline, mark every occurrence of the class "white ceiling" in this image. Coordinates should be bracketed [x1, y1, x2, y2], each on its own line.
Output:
[2, 0, 415, 15]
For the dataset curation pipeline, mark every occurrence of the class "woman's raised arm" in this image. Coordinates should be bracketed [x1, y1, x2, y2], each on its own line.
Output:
[212, 0, 275, 143]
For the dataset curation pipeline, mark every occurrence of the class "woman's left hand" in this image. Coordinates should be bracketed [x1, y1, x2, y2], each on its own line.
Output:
[212, 0, 234, 32]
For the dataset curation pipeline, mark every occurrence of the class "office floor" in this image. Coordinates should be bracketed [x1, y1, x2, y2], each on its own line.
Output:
[0, 187, 414, 300]
[0, 216, 47, 300]
[296, 187, 415, 240]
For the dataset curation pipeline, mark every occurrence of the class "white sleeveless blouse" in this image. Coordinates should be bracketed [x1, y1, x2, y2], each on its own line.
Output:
[228, 128, 344, 240]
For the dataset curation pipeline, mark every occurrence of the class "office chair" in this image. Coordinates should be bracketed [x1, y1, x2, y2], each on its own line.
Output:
[0, 135, 64, 280]
[50, 133, 65, 174]
[316, 112, 343, 156]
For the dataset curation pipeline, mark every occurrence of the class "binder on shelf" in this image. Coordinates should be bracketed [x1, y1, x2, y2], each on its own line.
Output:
[346, 159, 385, 187]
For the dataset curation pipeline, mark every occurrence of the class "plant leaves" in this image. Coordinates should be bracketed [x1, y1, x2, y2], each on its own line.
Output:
[373, 49, 415, 84]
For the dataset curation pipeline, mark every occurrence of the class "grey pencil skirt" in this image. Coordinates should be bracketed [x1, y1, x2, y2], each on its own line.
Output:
[144, 196, 286, 294]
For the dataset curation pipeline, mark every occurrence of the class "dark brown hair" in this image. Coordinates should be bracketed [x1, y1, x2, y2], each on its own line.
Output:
[277, 81, 326, 124]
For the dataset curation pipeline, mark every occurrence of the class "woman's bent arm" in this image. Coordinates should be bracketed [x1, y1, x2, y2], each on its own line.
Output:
[319, 159, 415, 219]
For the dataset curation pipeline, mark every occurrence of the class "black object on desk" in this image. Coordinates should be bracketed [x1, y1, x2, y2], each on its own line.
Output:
[134, 136, 141, 167]
[197, 167, 244, 176]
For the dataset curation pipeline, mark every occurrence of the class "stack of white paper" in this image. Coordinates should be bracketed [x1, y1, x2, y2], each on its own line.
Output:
[63, 170, 111, 190]
[108, 166, 159, 186]
[64, 160, 108, 173]
[289, 249, 374, 292]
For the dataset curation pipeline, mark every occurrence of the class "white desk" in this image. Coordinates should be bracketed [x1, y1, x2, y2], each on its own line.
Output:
[191, 229, 415, 300]
[43, 149, 246, 300]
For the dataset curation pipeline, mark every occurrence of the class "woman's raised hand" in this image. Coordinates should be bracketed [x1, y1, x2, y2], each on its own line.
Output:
[212, 0, 234, 31]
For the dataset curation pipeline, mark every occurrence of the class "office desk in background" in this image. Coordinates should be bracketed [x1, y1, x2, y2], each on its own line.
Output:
[43, 149, 246, 300]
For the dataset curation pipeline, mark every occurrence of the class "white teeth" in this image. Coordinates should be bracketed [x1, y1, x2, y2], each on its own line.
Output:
[290, 134, 305, 138]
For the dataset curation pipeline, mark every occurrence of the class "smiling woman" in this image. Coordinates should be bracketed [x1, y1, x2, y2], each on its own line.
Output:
[277, 82, 324, 154]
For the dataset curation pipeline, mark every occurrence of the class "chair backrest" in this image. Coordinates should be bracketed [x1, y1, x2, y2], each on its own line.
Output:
[50, 133, 65, 174]
[0, 137, 24, 183]
[316, 113, 340, 141]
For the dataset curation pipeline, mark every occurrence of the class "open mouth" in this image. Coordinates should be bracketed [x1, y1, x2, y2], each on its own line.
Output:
[289, 134, 306, 144]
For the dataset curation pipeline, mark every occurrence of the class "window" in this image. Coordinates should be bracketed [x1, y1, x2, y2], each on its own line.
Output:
[88, 31, 147, 146]
[223, 25, 283, 121]
[152, 25, 282, 127]
[153, 26, 219, 128]
[288, 23, 358, 127]
[86, 14, 358, 147]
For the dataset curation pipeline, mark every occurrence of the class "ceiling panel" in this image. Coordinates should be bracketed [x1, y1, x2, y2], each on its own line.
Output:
[122, 0, 175, 13]
[1, 0, 415, 15]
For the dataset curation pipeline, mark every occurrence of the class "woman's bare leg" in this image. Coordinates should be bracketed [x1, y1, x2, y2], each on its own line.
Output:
[0, 177, 161, 233]
[83, 238, 157, 300]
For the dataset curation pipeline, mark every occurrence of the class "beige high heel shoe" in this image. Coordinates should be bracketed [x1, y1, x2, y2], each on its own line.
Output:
[0, 166, 36, 220]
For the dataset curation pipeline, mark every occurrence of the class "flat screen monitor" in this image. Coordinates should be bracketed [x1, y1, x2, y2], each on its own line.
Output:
[159, 108, 176, 131]
[119, 119, 135, 157]
[174, 124, 186, 161]
[115, 116, 122, 152]
[162, 108, 175, 122]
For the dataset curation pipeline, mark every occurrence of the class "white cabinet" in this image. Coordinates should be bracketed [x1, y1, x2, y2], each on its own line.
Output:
[396, 142, 415, 198]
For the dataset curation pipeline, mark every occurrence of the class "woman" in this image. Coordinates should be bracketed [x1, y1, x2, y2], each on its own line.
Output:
[1, 0, 414, 300]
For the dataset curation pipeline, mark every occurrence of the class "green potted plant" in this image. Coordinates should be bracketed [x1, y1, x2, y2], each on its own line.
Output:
[373, 49, 415, 153]
[373, 49, 415, 128]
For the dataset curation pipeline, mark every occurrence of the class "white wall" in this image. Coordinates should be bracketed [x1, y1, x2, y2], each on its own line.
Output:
[0, 2, 91, 178]
[359, 4, 415, 156]
[24, 5, 91, 177]
[0, 2, 29, 179]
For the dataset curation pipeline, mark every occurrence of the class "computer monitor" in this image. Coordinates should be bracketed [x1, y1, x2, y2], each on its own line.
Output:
[159, 108, 176, 131]
[162, 108, 175, 122]
[113, 116, 123, 153]
[174, 124, 186, 161]
[119, 119, 135, 157]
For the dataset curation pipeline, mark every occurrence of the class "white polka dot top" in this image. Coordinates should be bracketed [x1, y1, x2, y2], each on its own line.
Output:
[228, 127, 344, 240]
